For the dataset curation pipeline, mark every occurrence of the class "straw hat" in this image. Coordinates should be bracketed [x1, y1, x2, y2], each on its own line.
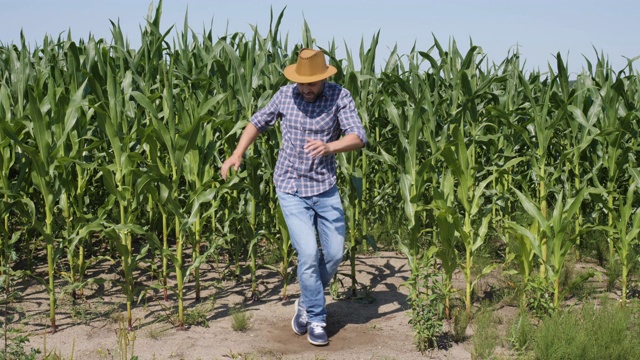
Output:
[283, 48, 337, 83]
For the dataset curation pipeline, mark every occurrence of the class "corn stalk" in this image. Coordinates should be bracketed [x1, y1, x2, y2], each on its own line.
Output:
[513, 187, 589, 308]
[94, 36, 151, 330]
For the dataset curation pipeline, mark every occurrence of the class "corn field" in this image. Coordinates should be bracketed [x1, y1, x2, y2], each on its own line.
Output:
[1, 1, 639, 347]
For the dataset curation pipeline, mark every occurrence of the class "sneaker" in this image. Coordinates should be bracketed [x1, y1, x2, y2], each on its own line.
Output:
[307, 322, 328, 346]
[291, 299, 307, 335]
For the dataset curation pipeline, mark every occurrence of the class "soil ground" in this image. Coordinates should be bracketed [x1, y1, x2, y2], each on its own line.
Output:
[7, 251, 542, 359]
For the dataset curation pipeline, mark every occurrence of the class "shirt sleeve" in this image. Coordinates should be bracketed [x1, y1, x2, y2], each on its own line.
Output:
[249, 88, 282, 133]
[337, 88, 368, 145]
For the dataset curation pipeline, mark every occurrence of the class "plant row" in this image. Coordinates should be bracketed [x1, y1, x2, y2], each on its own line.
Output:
[1, 2, 639, 349]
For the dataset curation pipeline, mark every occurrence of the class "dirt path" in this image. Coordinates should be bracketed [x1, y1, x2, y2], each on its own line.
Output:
[13, 252, 473, 359]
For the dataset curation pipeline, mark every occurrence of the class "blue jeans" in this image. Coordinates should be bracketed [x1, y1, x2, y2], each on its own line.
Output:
[277, 185, 345, 324]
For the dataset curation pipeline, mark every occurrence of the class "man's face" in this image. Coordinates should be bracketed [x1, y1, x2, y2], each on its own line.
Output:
[297, 80, 325, 103]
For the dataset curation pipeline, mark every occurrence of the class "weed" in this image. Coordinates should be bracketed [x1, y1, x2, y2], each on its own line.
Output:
[69, 302, 92, 324]
[261, 244, 283, 266]
[222, 350, 243, 360]
[256, 349, 284, 359]
[452, 307, 469, 343]
[144, 324, 170, 340]
[96, 348, 111, 360]
[2, 268, 38, 360]
[366, 322, 379, 332]
[532, 297, 640, 359]
[0, 334, 41, 360]
[114, 319, 137, 360]
[471, 308, 499, 360]
[230, 306, 252, 332]
[507, 308, 535, 352]
[154, 295, 215, 328]
[184, 304, 212, 328]
[565, 269, 597, 301]
[559, 258, 574, 289]
[404, 249, 446, 353]
[605, 260, 621, 292]
[223, 350, 269, 360]
[83, 299, 120, 324]
[109, 311, 127, 324]
[525, 276, 554, 317]
[39, 339, 76, 360]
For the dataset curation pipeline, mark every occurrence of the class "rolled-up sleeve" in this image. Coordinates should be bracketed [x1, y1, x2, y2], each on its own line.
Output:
[250, 89, 281, 133]
[337, 89, 367, 145]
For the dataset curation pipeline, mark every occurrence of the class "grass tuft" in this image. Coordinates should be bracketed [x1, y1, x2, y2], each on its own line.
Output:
[452, 307, 469, 343]
[145, 324, 170, 340]
[471, 308, 499, 360]
[230, 306, 252, 332]
[184, 296, 215, 328]
[532, 297, 640, 360]
[507, 308, 535, 353]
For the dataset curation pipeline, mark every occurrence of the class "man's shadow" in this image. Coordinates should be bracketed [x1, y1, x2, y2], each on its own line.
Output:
[324, 254, 410, 337]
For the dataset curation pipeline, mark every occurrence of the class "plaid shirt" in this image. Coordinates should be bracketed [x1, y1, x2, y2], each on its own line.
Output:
[250, 82, 367, 197]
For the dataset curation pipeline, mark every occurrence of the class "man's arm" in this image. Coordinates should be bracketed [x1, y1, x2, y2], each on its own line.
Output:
[220, 122, 260, 180]
[304, 133, 364, 159]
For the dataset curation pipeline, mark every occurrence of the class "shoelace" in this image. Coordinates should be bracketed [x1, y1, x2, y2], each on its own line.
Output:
[308, 322, 326, 333]
[298, 306, 308, 323]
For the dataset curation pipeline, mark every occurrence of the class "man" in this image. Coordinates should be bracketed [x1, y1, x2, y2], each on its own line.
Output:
[220, 48, 366, 346]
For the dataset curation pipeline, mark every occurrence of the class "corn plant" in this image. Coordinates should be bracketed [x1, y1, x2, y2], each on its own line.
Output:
[52, 38, 107, 300]
[433, 44, 507, 316]
[1, 44, 36, 314]
[577, 55, 634, 266]
[484, 51, 528, 259]
[131, 4, 173, 296]
[336, 150, 366, 296]
[168, 21, 229, 302]
[517, 67, 556, 278]
[592, 170, 640, 305]
[564, 78, 600, 260]
[438, 124, 497, 316]
[0, 163, 35, 302]
[613, 173, 640, 305]
[137, 63, 189, 328]
[268, 206, 294, 299]
[380, 54, 434, 283]
[93, 35, 152, 330]
[432, 169, 460, 318]
[504, 222, 537, 307]
[512, 186, 589, 308]
[333, 33, 380, 296]
[0, 82, 34, 284]
[214, 21, 288, 298]
[3, 42, 90, 330]
[2, 1, 640, 348]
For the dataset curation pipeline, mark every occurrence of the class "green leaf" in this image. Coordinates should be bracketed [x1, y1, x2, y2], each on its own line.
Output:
[514, 188, 549, 233]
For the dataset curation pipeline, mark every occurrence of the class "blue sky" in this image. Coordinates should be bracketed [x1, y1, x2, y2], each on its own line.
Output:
[1, 0, 638, 75]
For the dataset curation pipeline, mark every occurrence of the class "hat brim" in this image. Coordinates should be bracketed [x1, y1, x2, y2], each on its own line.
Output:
[283, 64, 337, 83]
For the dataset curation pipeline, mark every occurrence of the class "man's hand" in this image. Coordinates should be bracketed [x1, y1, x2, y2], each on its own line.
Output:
[304, 138, 331, 158]
[221, 155, 242, 180]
